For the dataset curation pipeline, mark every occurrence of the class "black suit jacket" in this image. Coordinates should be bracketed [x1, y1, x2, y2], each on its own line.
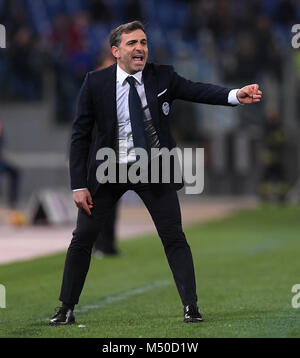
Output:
[70, 62, 234, 195]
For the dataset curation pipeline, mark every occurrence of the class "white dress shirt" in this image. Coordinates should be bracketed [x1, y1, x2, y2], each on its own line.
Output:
[115, 64, 155, 164]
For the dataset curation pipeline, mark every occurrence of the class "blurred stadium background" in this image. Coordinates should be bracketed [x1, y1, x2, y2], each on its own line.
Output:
[0, 0, 300, 263]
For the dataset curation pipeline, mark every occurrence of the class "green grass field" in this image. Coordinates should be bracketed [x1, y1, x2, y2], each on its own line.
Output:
[0, 205, 300, 338]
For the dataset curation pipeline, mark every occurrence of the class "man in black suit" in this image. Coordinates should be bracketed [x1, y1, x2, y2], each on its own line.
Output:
[50, 21, 262, 325]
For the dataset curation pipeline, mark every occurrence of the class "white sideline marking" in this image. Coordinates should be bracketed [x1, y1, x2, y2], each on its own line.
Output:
[41, 280, 170, 321]
[75, 280, 171, 314]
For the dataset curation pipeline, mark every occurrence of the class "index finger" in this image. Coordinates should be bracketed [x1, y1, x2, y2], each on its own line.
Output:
[82, 200, 92, 215]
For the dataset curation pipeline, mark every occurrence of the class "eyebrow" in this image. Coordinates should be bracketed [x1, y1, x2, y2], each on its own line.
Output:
[126, 38, 147, 45]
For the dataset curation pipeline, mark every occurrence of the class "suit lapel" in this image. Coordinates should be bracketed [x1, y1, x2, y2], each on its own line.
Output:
[143, 64, 160, 133]
[101, 64, 118, 143]
[105, 63, 117, 116]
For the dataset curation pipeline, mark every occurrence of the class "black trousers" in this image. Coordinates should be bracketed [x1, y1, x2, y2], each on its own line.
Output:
[93, 204, 118, 253]
[59, 181, 198, 306]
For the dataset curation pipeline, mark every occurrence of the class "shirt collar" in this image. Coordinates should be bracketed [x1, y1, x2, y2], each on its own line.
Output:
[117, 64, 143, 86]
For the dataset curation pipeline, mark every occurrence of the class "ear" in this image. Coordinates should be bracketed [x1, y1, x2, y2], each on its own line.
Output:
[111, 46, 120, 59]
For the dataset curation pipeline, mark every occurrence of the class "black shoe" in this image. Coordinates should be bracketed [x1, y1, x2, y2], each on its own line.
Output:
[183, 304, 203, 323]
[49, 307, 75, 326]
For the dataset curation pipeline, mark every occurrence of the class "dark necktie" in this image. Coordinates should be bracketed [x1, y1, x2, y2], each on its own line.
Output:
[126, 76, 148, 152]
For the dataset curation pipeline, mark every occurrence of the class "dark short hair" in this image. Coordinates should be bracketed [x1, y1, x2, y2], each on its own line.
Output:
[109, 20, 146, 48]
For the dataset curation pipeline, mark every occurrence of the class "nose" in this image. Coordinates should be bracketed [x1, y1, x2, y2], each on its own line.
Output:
[135, 42, 144, 51]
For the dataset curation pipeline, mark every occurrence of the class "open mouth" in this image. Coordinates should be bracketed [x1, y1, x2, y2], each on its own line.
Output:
[132, 55, 144, 64]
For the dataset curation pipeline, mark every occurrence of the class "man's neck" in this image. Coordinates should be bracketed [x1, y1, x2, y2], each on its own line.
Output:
[117, 62, 138, 75]
[117, 64, 143, 85]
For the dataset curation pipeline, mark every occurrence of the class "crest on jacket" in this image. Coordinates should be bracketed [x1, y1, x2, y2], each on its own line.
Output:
[162, 102, 170, 116]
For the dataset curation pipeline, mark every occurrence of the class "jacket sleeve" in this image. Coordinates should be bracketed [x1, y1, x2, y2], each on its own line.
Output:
[169, 67, 234, 106]
[69, 72, 95, 190]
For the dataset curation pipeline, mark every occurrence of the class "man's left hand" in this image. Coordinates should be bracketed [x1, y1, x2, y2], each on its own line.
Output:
[237, 84, 262, 104]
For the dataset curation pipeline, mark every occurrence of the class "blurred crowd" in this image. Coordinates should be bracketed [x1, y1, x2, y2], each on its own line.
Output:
[0, 0, 299, 122]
